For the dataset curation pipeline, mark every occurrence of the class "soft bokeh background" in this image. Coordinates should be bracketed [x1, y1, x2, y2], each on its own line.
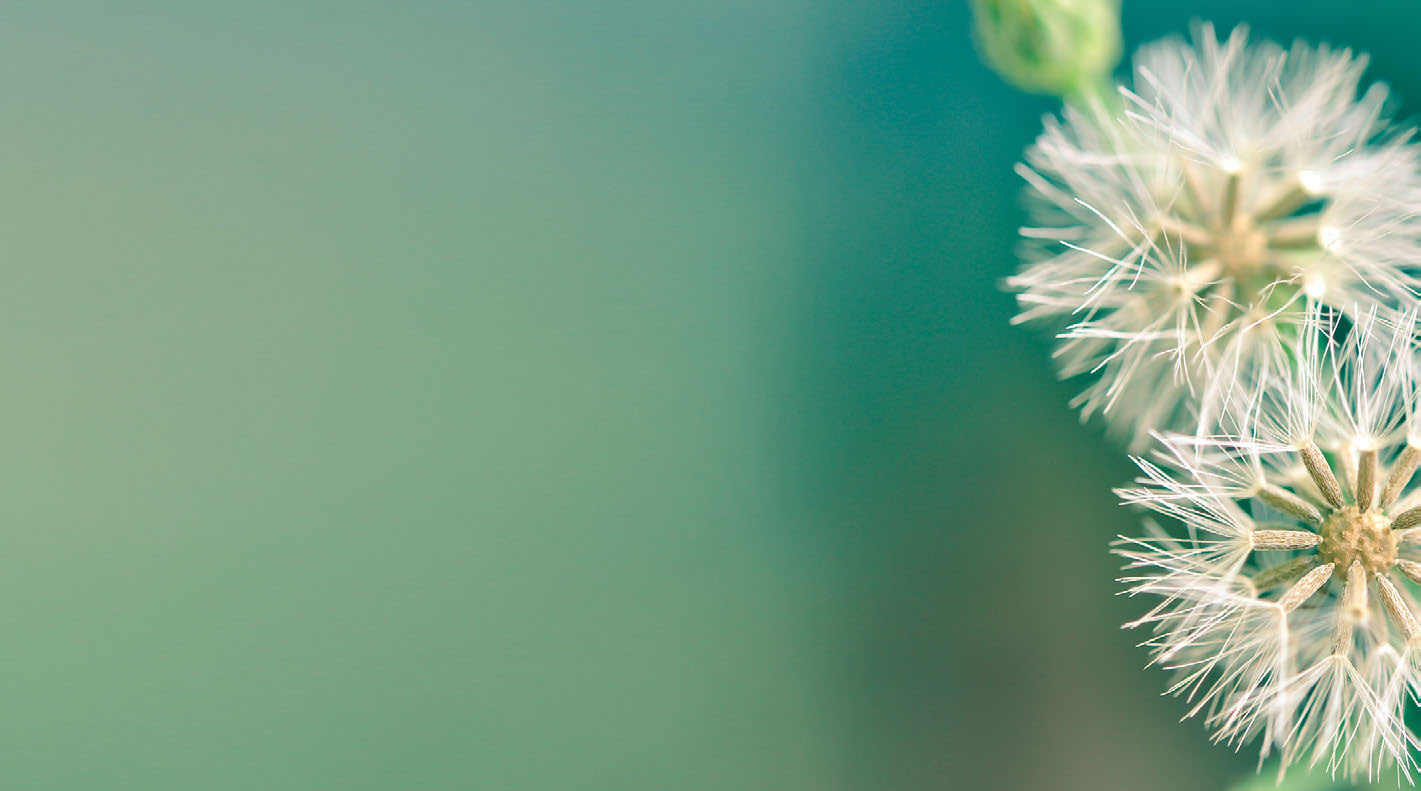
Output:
[4, 1, 1421, 789]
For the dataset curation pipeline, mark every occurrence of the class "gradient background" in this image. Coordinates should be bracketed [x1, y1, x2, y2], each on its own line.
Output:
[5, 2, 1421, 790]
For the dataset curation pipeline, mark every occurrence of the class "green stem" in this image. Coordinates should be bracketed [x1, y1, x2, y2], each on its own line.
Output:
[1062, 74, 1122, 120]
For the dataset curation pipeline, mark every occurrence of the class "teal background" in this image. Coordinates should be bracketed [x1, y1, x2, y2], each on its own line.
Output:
[2, 2, 1420, 789]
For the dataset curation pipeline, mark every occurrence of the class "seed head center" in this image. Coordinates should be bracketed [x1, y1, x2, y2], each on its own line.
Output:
[1318, 505, 1397, 576]
[1212, 217, 1269, 276]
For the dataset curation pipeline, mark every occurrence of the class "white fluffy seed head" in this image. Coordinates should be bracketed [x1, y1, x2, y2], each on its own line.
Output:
[1009, 23, 1421, 449]
[1116, 314, 1421, 782]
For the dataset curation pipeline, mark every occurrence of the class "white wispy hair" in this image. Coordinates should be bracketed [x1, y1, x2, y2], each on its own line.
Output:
[1009, 22, 1421, 449]
[1217, 306, 1421, 477]
[1117, 311, 1421, 781]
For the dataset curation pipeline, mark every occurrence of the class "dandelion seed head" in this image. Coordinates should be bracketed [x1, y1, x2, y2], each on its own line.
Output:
[1010, 23, 1421, 448]
[1118, 313, 1421, 781]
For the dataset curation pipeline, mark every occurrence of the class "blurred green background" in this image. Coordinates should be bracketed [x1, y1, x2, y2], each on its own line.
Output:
[4, 1, 1421, 789]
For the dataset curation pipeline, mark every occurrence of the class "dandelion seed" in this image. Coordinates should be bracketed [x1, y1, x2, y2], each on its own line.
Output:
[1009, 23, 1421, 448]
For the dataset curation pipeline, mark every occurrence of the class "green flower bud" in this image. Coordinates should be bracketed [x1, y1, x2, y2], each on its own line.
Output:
[970, 0, 1122, 98]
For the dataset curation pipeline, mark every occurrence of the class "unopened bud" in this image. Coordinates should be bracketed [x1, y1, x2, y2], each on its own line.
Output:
[970, 0, 1122, 98]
